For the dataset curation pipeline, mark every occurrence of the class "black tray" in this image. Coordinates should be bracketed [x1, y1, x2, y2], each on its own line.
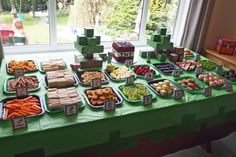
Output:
[153, 63, 179, 75]
[44, 73, 78, 89]
[147, 79, 181, 98]
[0, 95, 45, 121]
[76, 70, 109, 86]
[6, 60, 39, 75]
[83, 87, 123, 109]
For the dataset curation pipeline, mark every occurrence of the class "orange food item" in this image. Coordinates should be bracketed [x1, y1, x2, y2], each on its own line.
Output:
[3, 96, 42, 120]
[8, 60, 37, 73]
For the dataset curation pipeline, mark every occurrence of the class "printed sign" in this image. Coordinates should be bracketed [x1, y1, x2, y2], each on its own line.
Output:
[91, 78, 102, 88]
[145, 71, 153, 81]
[64, 104, 78, 116]
[125, 59, 133, 67]
[204, 86, 212, 97]
[16, 86, 28, 97]
[173, 89, 183, 99]
[195, 66, 203, 75]
[226, 82, 233, 92]
[172, 68, 181, 77]
[194, 54, 200, 61]
[216, 65, 223, 74]
[14, 68, 24, 78]
[142, 94, 152, 105]
[104, 100, 116, 111]
[126, 75, 135, 85]
[12, 116, 27, 130]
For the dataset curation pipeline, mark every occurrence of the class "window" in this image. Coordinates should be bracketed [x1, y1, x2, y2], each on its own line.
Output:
[0, 0, 181, 53]
[57, 0, 143, 43]
[0, 0, 50, 46]
[146, 0, 180, 37]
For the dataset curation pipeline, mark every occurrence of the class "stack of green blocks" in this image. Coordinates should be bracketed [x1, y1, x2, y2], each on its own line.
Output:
[147, 27, 174, 50]
[74, 28, 104, 55]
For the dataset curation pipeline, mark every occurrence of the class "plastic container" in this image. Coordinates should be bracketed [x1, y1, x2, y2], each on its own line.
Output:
[6, 60, 39, 75]
[83, 87, 123, 109]
[147, 79, 181, 98]
[44, 91, 85, 113]
[44, 74, 78, 89]
[174, 76, 208, 94]
[105, 68, 136, 82]
[76, 70, 109, 86]
[4, 75, 41, 94]
[196, 73, 227, 89]
[129, 64, 160, 79]
[0, 95, 45, 120]
[118, 83, 156, 103]
[153, 63, 179, 75]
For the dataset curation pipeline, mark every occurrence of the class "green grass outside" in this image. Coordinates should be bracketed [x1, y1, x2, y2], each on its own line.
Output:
[0, 13, 69, 44]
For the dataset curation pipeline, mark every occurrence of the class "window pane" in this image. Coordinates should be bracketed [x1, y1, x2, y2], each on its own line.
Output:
[146, 0, 180, 36]
[57, 0, 143, 43]
[0, 0, 49, 46]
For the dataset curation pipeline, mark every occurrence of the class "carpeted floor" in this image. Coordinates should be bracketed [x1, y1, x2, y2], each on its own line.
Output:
[165, 132, 236, 157]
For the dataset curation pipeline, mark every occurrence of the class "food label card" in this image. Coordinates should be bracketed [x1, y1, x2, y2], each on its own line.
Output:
[226, 83, 233, 92]
[64, 104, 78, 116]
[125, 59, 133, 67]
[12, 116, 28, 130]
[126, 75, 135, 85]
[145, 71, 153, 81]
[216, 65, 223, 74]
[195, 66, 203, 76]
[172, 69, 181, 77]
[14, 68, 24, 78]
[91, 78, 102, 88]
[204, 86, 212, 97]
[104, 100, 116, 111]
[142, 94, 152, 105]
[194, 54, 200, 61]
[173, 89, 183, 99]
[16, 86, 28, 97]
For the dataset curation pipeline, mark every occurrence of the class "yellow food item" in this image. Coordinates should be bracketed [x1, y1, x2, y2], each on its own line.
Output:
[110, 66, 133, 80]
[151, 80, 176, 96]
[82, 71, 106, 84]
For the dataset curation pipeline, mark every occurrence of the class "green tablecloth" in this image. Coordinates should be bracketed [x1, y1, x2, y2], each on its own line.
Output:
[0, 53, 236, 157]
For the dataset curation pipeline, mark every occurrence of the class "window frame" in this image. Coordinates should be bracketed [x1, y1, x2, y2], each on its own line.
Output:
[3, 0, 183, 54]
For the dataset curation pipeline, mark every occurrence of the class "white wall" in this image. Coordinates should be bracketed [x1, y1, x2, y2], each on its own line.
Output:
[204, 0, 236, 49]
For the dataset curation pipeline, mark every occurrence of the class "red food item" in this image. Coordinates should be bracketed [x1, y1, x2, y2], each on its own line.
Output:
[134, 66, 156, 76]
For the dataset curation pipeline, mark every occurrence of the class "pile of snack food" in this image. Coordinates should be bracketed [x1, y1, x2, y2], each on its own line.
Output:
[199, 60, 217, 71]
[8, 60, 37, 73]
[150, 80, 177, 96]
[46, 70, 75, 88]
[42, 59, 66, 72]
[184, 50, 194, 58]
[81, 71, 106, 84]
[133, 65, 156, 76]
[3, 96, 42, 120]
[120, 83, 150, 101]
[85, 87, 119, 106]
[47, 87, 82, 110]
[221, 69, 236, 82]
[153, 63, 176, 74]
[106, 65, 134, 80]
[7, 76, 39, 92]
[198, 73, 226, 87]
[176, 61, 201, 71]
[177, 78, 203, 91]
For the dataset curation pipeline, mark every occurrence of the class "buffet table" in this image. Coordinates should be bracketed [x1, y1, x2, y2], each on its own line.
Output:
[0, 51, 236, 157]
